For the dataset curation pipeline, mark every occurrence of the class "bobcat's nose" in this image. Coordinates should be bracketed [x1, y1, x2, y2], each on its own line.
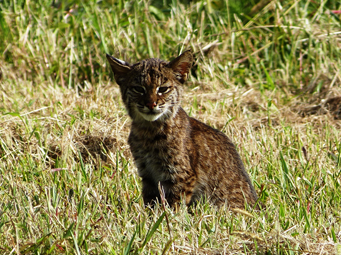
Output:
[146, 102, 157, 110]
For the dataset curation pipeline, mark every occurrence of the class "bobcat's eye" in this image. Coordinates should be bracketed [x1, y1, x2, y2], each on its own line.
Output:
[158, 87, 170, 94]
[132, 86, 145, 94]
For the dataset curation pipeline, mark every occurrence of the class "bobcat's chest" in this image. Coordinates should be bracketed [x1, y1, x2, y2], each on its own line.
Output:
[128, 131, 187, 185]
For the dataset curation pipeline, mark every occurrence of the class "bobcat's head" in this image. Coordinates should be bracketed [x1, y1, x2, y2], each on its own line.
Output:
[106, 50, 193, 122]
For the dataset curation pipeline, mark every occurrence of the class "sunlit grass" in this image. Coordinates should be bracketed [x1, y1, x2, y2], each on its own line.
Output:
[0, 0, 341, 254]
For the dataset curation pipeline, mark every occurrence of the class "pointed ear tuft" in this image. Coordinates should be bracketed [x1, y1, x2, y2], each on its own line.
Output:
[167, 50, 194, 83]
[106, 54, 131, 85]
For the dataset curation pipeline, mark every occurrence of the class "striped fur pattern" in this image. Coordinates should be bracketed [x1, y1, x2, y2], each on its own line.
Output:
[106, 50, 259, 209]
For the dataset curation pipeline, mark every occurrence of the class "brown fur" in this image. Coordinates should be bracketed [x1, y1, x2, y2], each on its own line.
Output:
[106, 50, 259, 209]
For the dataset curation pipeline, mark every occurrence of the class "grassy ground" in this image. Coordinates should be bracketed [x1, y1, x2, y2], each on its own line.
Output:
[1, 0, 341, 254]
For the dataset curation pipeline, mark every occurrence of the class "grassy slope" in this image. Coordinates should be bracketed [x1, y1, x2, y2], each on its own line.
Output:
[0, 0, 341, 254]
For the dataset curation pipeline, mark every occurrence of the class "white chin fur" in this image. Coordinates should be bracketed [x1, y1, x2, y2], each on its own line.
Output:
[139, 112, 164, 121]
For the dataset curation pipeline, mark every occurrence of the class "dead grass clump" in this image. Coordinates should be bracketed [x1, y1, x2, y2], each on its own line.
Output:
[325, 97, 341, 120]
[47, 134, 122, 167]
[46, 117, 132, 168]
[296, 96, 341, 120]
[76, 135, 118, 162]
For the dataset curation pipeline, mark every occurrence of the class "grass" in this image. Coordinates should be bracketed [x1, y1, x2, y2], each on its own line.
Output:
[0, 0, 341, 254]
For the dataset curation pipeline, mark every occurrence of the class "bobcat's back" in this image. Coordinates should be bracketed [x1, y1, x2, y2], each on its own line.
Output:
[107, 50, 260, 209]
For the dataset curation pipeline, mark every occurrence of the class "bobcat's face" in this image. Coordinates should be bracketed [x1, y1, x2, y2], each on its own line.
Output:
[122, 61, 181, 122]
[106, 51, 193, 123]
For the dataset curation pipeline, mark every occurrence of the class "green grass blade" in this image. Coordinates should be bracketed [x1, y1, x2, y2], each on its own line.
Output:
[140, 212, 166, 251]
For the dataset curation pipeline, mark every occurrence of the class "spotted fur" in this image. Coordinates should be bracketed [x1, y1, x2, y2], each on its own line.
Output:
[106, 50, 260, 209]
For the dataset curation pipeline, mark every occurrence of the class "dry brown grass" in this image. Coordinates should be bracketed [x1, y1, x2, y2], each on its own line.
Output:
[1, 0, 341, 254]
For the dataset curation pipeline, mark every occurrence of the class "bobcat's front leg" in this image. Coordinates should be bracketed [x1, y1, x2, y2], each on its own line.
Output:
[142, 178, 161, 207]
[161, 175, 197, 208]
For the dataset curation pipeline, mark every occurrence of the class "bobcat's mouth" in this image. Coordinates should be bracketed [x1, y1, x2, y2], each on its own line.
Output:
[139, 111, 164, 121]
[133, 104, 169, 122]
[136, 105, 167, 121]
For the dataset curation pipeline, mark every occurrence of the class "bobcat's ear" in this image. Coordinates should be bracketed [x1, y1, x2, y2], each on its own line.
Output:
[168, 50, 194, 83]
[106, 54, 131, 84]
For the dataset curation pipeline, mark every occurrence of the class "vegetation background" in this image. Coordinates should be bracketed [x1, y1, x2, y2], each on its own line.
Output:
[1, 0, 341, 254]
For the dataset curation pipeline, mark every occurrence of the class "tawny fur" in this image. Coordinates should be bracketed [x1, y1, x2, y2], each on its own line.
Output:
[106, 50, 259, 209]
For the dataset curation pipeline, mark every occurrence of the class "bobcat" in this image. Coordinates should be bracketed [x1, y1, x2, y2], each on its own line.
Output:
[106, 50, 260, 209]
